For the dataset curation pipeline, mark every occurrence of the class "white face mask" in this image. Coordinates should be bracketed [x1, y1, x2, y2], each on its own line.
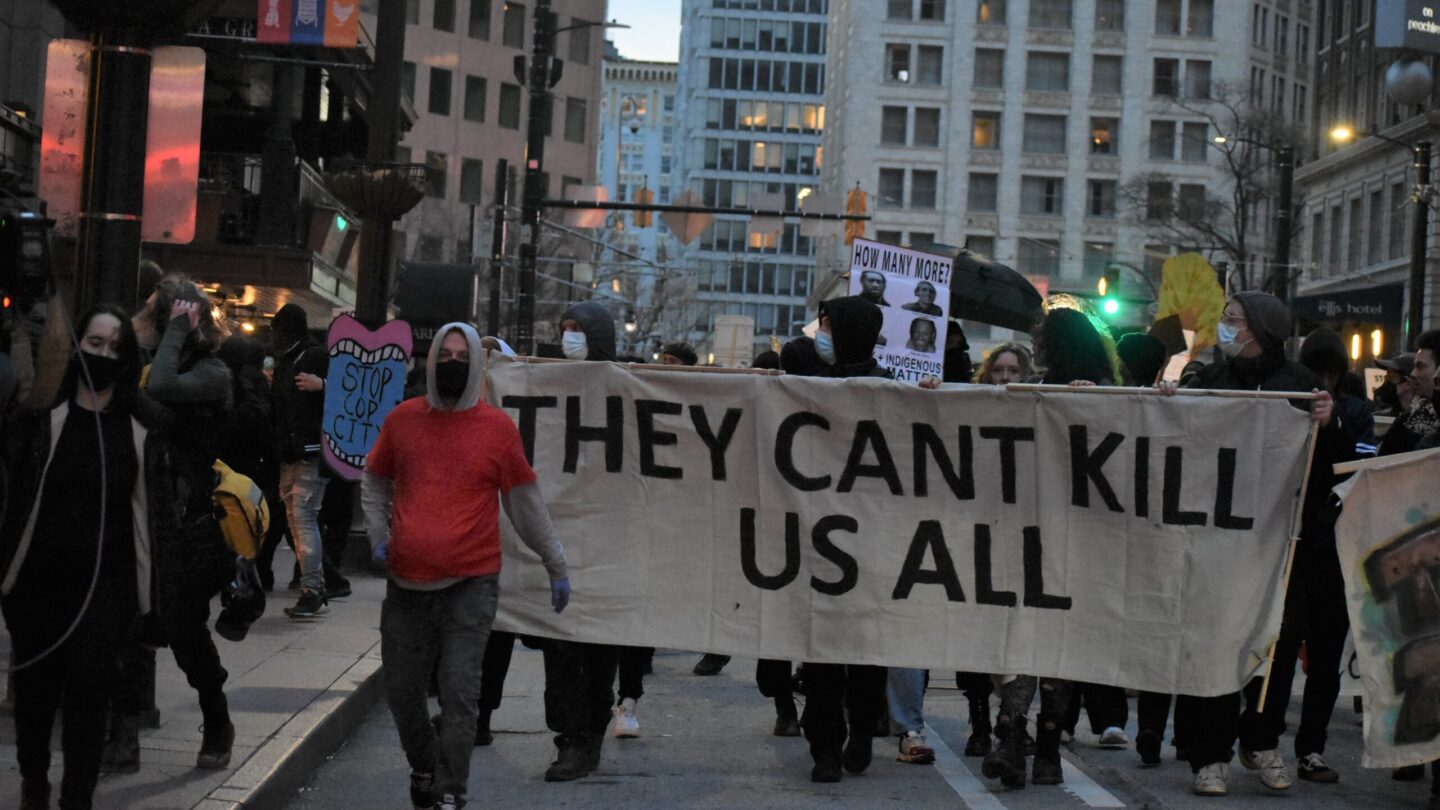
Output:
[562, 331, 589, 360]
[1216, 322, 1250, 358]
[815, 330, 837, 365]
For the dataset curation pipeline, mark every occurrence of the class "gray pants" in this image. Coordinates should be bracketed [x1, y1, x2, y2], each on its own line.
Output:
[381, 576, 498, 804]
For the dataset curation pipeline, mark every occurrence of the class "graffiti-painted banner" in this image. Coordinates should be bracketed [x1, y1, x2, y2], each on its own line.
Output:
[487, 358, 1314, 697]
[1335, 449, 1440, 769]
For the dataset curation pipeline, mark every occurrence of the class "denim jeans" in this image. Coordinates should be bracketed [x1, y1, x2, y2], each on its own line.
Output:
[887, 667, 926, 735]
[280, 456, 329, 593]
[381, 576, 499, 805]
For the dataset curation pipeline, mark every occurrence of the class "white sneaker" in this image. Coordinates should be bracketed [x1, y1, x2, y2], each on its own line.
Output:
[1098, 726, 1129, 749]
[1242, 748, 1292, 790]
[1193, 762, 1229, 796]
[613, 698, 640, 738]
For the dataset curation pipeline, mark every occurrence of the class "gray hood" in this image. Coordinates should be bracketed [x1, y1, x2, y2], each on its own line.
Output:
[560, 301, 617, 361]
[425, 322, 485, 411]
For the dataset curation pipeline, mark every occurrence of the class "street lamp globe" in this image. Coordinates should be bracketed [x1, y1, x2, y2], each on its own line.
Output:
[1386, 59, 1434, 107]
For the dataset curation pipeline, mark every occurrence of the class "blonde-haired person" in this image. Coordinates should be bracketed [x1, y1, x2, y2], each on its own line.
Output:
[976, 342, 1034, 385]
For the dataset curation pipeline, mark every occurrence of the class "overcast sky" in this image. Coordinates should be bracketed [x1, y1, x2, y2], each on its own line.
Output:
[605, 0, 682, 63]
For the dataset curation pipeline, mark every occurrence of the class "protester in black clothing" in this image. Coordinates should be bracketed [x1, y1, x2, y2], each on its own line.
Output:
[1117, 333, 1169, 386]
[752, 349, 781, 370]
[1166, 291, 1335, 798]
[942, 321, 974, 383]
[543, 301, 625, 782]
[1235, 327, 1376, 785]
[781, 336, 827, 376]
[1, 300, 158, 810]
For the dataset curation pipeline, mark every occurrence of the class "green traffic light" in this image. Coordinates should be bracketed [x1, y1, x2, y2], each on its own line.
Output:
[1102, 298, 1120, 316]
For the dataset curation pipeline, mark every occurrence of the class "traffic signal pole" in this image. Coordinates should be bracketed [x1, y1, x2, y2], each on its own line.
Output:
[515, 0, 553, 355]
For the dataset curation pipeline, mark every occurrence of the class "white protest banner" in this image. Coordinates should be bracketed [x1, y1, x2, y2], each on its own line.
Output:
[488, 359, 1313, 696]
[1334, 449, 1440, 768]
[847, 238, 950, 384]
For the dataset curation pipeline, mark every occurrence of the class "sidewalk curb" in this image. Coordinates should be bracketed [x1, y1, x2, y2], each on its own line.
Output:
[193, 645, 384, 810]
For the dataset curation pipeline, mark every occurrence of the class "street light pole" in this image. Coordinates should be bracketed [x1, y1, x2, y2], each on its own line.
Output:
[1409, 141, 1431, 347]
[1272, 144, 1295, 304]
[514, 0, 554, 355]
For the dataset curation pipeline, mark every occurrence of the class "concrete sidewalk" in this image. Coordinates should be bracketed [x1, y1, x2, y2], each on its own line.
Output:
[0, 546, 385, 810]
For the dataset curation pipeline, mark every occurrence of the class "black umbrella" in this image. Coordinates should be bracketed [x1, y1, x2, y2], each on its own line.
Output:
[906, 242, 1044, 333]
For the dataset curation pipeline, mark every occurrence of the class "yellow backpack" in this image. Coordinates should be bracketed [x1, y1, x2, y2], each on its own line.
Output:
[211, 460, 269, 559]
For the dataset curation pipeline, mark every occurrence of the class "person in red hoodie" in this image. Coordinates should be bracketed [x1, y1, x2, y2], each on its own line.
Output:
[362, 322, 570, 810]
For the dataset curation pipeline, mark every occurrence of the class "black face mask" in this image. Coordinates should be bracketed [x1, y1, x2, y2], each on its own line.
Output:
[72, 351, 123, 392]
[434, 360, 469, 399]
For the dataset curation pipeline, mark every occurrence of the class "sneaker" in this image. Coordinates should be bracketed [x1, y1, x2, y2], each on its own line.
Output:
[693, 653, 730, 676]
[842, 733, 873, 774]
[613, 699, 639, 738]
[285, 589, 329, 619]
[1098, 726, 1129, 749]
[325, 577, 352, 599]
[408, 771, 434, 810]
[1296, 752, 1339, 783]
[773, 714, 801, 737]
[897, 731, 935, 764]
[1193, 762, 1229, 796]
[435, 793, 459, 810]
[811, 754, 842, 783]
[1241, 748, 1292, 790]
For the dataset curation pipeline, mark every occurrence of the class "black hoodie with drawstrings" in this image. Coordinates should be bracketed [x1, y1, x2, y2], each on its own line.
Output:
[560, 301, 617, 362]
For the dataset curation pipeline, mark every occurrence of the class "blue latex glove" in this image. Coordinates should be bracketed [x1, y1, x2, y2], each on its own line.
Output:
[550, 578, 571, 613]
[373, 542, 388, 565]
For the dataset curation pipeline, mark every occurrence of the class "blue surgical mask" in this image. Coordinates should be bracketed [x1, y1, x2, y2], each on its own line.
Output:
[561, 331, 589, 360]
[815, 331, 837, 365]
[1216, 322, 1250, 358]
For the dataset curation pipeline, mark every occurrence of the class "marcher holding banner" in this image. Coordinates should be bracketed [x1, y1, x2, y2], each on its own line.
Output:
[1170, 292, 1333, 797]
[362, 323, 570, 810]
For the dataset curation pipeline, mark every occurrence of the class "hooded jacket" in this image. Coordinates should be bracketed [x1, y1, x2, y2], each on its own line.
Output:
[425, 322, 487, 411]
[271, 323, 328, 463]
[818, 296, 891, 379]
[561, 301, 617, 362]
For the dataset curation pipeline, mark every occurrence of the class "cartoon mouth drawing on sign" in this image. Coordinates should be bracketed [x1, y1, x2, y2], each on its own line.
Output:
[1364, 516, 1440, 744]
[322, 314, 412, 480]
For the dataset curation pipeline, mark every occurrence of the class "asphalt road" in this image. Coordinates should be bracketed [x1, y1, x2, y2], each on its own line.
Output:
[286, 647, 1436, 809]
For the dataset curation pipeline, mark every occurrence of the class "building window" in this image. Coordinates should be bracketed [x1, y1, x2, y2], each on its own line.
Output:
[914, 107, 941, 146]
[1149, 120, 1176, 159]
[502, 1, 525, 48]
[972, 111, 1000, 149]
[498, 82, 522, 129]
[426, 151, 448, 199]
[1185, 60, 1211, 98]
[1095, 0, 1123, 30]
[1146, 181, 1173, 219]
[977, 0, 1006, 24]
[1022, 114, 1066, 153]
[469, 0, 491, 39]
[877, 229, 903, 245]
[887, 0, 912, 19]
[879, 168, 906, 208]
[917, 46, 944, 85]
[1021, 176, 1064, 214]
[967, 235, 996, 256]
[975, 49, 1004, 88]
[886, 44, 911, 82]
[1156, 0, 1181, 34]
[968, 173, 998, 211]
[428, 67, 452, 115]
[1028, 0, 1072, 29]
[1178, 184, 1207, 219]
[1092, 55, 1121, 94]
[882, 106, 908, 145]
[911, 170, 938, 209]
[1181, 121, 1208, 161]
[1347, 198, 1364, 270]
[464, 75, 486, 122]
[460, 158, 484, 204]
[920, 0, 946, 21]
[1189, 0, 1214, 35]
[1310, 212, 1325, 275]
[1090, 117, 1117, 153]
[1087, 180, 1116, 217]
[1153, 58, 1179, 97]
[569, 19, 591, 64]
[406, 0, 419, 25]
[1390, 183, 1408, 261]
[401, 61, 417, 103]
[564, 98, 587, 143]
[433, 0, 455, 31]
[1026, 51, 1070, 91]
[1019, 239, 1060, 275]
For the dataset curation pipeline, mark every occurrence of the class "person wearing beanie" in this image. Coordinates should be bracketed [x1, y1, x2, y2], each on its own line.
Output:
[269, 304, 335, 620]
[658, 342, 698, 366]
[1167, 292, 1338, 798]
[1116, 333, 1170, 386]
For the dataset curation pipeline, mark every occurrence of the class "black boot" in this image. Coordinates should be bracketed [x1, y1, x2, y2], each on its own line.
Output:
[1032, 717, 1064, 785]
[474, 709, 493, 746]
[20, 779, 49, 810]
[842, 728, 873, 774]
[197, 693, 235, 769]
[810, 745, 843, 782]
[773, 696, 801, 737]
[579, 731, 604, 773]
[99, 713, 141, 774]
[965, 695, 993, 757]
[544, 735, 592, 782]
[982, 713, 1028, 788]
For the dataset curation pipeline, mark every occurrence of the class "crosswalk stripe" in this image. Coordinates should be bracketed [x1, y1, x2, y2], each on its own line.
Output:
[924, 723, 1008, 810]
[1060, 752, 1126, 807]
